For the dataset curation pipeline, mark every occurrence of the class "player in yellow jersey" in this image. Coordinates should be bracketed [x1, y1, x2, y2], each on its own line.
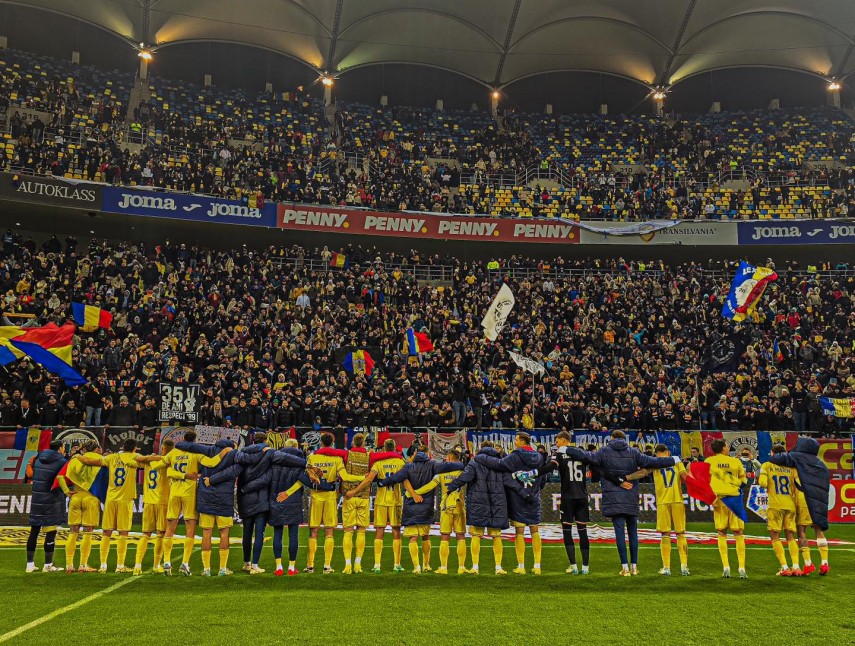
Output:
[705, 439, 748, 579]
[651, 444, 689, 576]
[136, 439, 173, 574]
[409, 449, 466, 574]
[56, 439, 104, 573]
[98, 439, 161, 573]
[758, 445, 802, 576]
[337, 433, 371, 574]
[151, 431, 230, 576]
[305, 433, 345, 574]
[344, 438, 406, 573]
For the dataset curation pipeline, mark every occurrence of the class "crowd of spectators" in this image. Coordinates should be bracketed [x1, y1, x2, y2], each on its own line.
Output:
[0, 232, 852, 437]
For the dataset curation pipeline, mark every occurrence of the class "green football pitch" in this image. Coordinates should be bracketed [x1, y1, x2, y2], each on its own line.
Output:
[1, 523, 853, 645]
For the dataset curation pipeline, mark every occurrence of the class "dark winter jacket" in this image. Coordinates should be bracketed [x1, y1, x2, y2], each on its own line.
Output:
[769, 437, 830, 530]
[266, 448, 335, 526]
[447, 447, 510, 529]
[474, 447, 545, 525]
[566, 439, 677, 517]
[234, 443, 272, 518]
[176, 439, 239, 518]
[383, 451, 454, 526]
[28, 449, 68, 526]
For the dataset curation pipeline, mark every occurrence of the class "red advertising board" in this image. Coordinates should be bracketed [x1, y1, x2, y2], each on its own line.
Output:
[817, 439, 854, 480]
[277, 204, 580, 244]
[828, 480, 855, 523]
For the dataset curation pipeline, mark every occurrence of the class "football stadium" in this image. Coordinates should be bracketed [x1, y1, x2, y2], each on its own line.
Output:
[1, 0, 854, 643]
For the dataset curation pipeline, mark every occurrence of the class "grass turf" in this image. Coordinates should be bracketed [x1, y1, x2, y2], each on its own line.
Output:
[1, 522, 853, 645]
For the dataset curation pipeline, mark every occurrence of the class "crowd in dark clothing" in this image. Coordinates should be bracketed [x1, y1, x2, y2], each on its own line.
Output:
[0, 233, 852, 436]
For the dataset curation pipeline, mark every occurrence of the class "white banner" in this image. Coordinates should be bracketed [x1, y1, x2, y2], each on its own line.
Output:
[579, 221, 738, 245]
[508, 350, 546, 376]
[481, 284, 515, 341]
[158, 383, 200, 423]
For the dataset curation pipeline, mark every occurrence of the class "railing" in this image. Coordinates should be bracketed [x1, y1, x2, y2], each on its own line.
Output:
[270, 257, 455, 282]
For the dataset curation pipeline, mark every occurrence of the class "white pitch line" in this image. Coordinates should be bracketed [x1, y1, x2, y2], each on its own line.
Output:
[0, 577, 139, 643]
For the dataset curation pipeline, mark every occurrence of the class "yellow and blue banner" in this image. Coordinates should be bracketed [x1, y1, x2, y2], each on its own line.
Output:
[13, 428, 52, 451]
[819, 397, 855, 418]
[722, 261, 777, 321]
[0, 323, 87, 386]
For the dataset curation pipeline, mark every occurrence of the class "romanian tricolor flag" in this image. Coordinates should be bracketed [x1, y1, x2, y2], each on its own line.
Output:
[342, 349, 375, 376]
[686, 461, 748, 521]
[329, 252, 347, 268]
[0, 323, 87, 386]
[52, 457, 108, 503]
[72, 302, 113, 329]
[774, 339, 784, 363]
[722, 261, 778, 322]
[404, 328, 433, 356]
[13, 428, 52, 451]
[819, 397, 855, 418]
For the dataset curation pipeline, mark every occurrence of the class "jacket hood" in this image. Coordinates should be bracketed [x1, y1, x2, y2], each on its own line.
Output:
[37, 449, 65, 465]
[411, 451, 431, 463]
[477, 447, 500, 458]
[793, 437, 819, 456]
[282, 447, 305, 458]
[608, 439, 629, 451]
[514, 447, 543, 467]
[214, 439, 235, 449]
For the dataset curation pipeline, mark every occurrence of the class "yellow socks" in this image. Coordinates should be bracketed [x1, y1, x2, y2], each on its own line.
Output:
[392, 538, 402, 567]
[801, 545, 812, 566]
[343, 531, 354, 565]
[202, 550, 212, 570]
[735, 535, 746, 570]
[772, 539, 787, 567]
[422, 539, 431, 569]
[677, 534, 688, 567]
[817, 538, 829, 565]
[117, 536, 128, 568]
[136, 535, 150, 568]
[153, 536, 164, 567]
[531, 531, 542, 569]
[374, 539, 384, 568]
[493, 538, 503, 570]
[219, 548, 229, 570]
[65, 531, 79, 567]
[515, 534, 526, 569]
[80, 532, 94, 567]
[716, 535, 729, 569]
[275, 558, 282, 569]
[470, 535, 481, 568]
[307, 537, 318, 567]
[323, 536, 334, 568]
[355, 530, 366, 562]
[439, 540, 450, 569]
[183, 536, 195, 565]
[660, 536, 672, 569]
[408, 540, 420, 569]
[787, 540, 800, 569]
[99, 535, 112, 567]
[456, 539, 467, 569]
[162, 536, 174, 565]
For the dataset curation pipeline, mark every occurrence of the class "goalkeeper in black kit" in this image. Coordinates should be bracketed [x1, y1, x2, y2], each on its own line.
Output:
[515, 431, 630, 574]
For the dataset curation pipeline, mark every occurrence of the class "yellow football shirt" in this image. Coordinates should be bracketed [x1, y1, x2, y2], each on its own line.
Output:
[306, 453, 344, 503]
[705, 454, 747, 498]
[371, 457, 405, 507]
[414, 469, 464, 509]
[653, 461, 685, 505]
[153, 449, 223, 498]
[143, 460, 169, 505]
[102, 452, 141, 503]
[59, 451, 104, 493]
[758, 461, 796, 511]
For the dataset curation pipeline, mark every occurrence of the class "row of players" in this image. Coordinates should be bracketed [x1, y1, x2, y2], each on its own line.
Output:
[25, 429, 832, 578]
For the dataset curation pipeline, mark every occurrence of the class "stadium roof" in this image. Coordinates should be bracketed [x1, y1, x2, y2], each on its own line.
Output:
[13, 0, 855, 90]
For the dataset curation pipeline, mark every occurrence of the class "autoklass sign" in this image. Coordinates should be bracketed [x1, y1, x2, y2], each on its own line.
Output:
[158, 383, 201, 423]
[0, 172, 102, 208]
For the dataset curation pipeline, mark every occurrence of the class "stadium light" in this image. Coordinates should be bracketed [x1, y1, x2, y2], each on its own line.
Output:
[652, 90, 666, 100]
[321, 75, 334, 87]
[828, 80, 841, 91]
[138, 49, 153, 61]
[491, 90, 500, 100]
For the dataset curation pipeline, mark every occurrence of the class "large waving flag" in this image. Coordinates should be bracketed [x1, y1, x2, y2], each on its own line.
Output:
[686, 461, 747, 521]
[404, 328, 433, 356]
[342, 349, 375, 377]
[482, 283, 515, 341]
[5, 323, 87, 386]
[72, 302, 113, 329]
[508, 351, 546, 377]
[722, 261, 777, 321]
[0, 326, 26, 364]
